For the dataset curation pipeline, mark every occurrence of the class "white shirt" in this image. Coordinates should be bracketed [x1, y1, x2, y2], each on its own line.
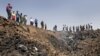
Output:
[30, 18, 34, 22]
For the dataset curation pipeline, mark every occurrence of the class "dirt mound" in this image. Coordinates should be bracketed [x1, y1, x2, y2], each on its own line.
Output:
[0, 16, 100, 56]
[0, 16, 67, 56]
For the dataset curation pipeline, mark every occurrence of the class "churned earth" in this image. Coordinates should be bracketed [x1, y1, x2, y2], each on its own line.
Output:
[0, 16, 100, 56]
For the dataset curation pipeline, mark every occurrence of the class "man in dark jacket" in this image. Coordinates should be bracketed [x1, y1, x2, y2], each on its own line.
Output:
[19, 13, 23, 24]
[45, 24, 47, 30]
[35, 19, 38, 28]
[6, 3, 12, 19]
[53, 25, 57, 31]
[23, 15, 27, 25]
[41, 21, 44, 29]
[16, 11, 20, 23]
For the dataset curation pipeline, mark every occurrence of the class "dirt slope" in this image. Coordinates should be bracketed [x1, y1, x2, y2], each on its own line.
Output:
[0, 16, 68, 56]
[0, 16, 100, 56]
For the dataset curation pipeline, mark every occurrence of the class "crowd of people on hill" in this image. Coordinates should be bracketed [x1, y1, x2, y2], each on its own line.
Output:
[30, 18, 47, 30]
[6, 3, 47, 30]
[53, 24, 93, 32]
[53, 25, 57, 31]
[62, 24, 93, 33]
[6, 3, 94, 31]
[6, 3, 27, 25]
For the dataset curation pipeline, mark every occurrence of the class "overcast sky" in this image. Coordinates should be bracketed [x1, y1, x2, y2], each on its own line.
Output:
[0, 0, 100, 30]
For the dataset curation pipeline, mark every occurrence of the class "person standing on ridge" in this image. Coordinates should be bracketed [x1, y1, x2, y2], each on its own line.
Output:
[16, 11, 20, 23]
[41, 21, 44, 29]
[30, 17, 34, 25]
[63, 24, 66, 31]
[55, 25, 57, 31]
[73, 26, 75, 32]
[90, 25, 93, 30]
[45, 24, 47, 30]
[6, 3, 12, 19]
[19, 13, 23, 24]
[11, 11, 16, 21]
[53, 25, 57, 31]
[35, 19, 38, 28]
[66, 26, 68, 32]
[76, 26, 79, 32]
[87, 24, 90, 30]
[23, 15, 27, 25]
[69, 26, 72, 33]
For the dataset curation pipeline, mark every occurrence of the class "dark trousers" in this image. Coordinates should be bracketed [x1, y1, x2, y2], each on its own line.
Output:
[35, 23, 38, 28]
[6, 10, 11, 19]
[16, 18, 19, 23]
[30, 22, 33, 25]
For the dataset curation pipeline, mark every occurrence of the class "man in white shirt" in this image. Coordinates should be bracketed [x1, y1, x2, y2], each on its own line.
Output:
[23, 15, 27, 25]
[30, 17, 34, 25]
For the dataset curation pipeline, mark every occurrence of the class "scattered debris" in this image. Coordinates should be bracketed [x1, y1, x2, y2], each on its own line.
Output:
[0, 16, 100, 56]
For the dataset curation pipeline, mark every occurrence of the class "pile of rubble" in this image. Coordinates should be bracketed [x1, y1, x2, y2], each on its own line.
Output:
[0, 16, 100, 56]
[57, 30, 100, 56]
[0, 35, 48, 56]
[0, 16, 68, 56]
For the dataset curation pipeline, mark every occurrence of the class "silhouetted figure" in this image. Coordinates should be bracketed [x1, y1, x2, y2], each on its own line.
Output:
[86, 24, 88, 30]
[53, 25, 57, 31]
[11, 11, 16, 21]
[66, 26, 68, 32]
[76, 26, 79, 32]
[45, 24, 47, 30]
[90, 25, 93, 30]
[63, 25, 66, 31]
[69, 27, 72, 33]
[6, 3, 12, 19]
[41, 21, 44, 29]
[30, 17, 34, 25]
[73, 26, 75, 32]
[19, 13, 23, 24]
[80, 25, 85, 31]
[83, 25, 85, 30]
[23, 15, 27, 25]
[88, 24, 91, 30]
[16, 11, 20, 23]
[63, 27, 64, 31]
[80, 25, 82, 31]
[35, 19, 38, 28]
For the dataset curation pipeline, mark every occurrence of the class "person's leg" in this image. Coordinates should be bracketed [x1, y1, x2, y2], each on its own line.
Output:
[36, 23, 37, 27]
[9, 12, 11, 19]
[42, 25, 43, 29]
[41, 24, 42, 28]
[24, 20, 26, 25]
[20, 20, 22, 24]
[8, 11, 11, 19]
[17, 18, 20, 25]
[42, 25, 44, 29]
[23, 19, 25, 25]
[6, 10, 10, 19]
[30, 22, 32, 25]
[30, 21, 33, 25]
[16, 18, 19, 23]
[32, 22, 33, 25]
[36, 23, 38, 27]
[35, 23, 37, 27]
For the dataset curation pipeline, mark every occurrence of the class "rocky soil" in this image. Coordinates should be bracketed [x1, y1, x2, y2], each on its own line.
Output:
[0, 16, 100, 56]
